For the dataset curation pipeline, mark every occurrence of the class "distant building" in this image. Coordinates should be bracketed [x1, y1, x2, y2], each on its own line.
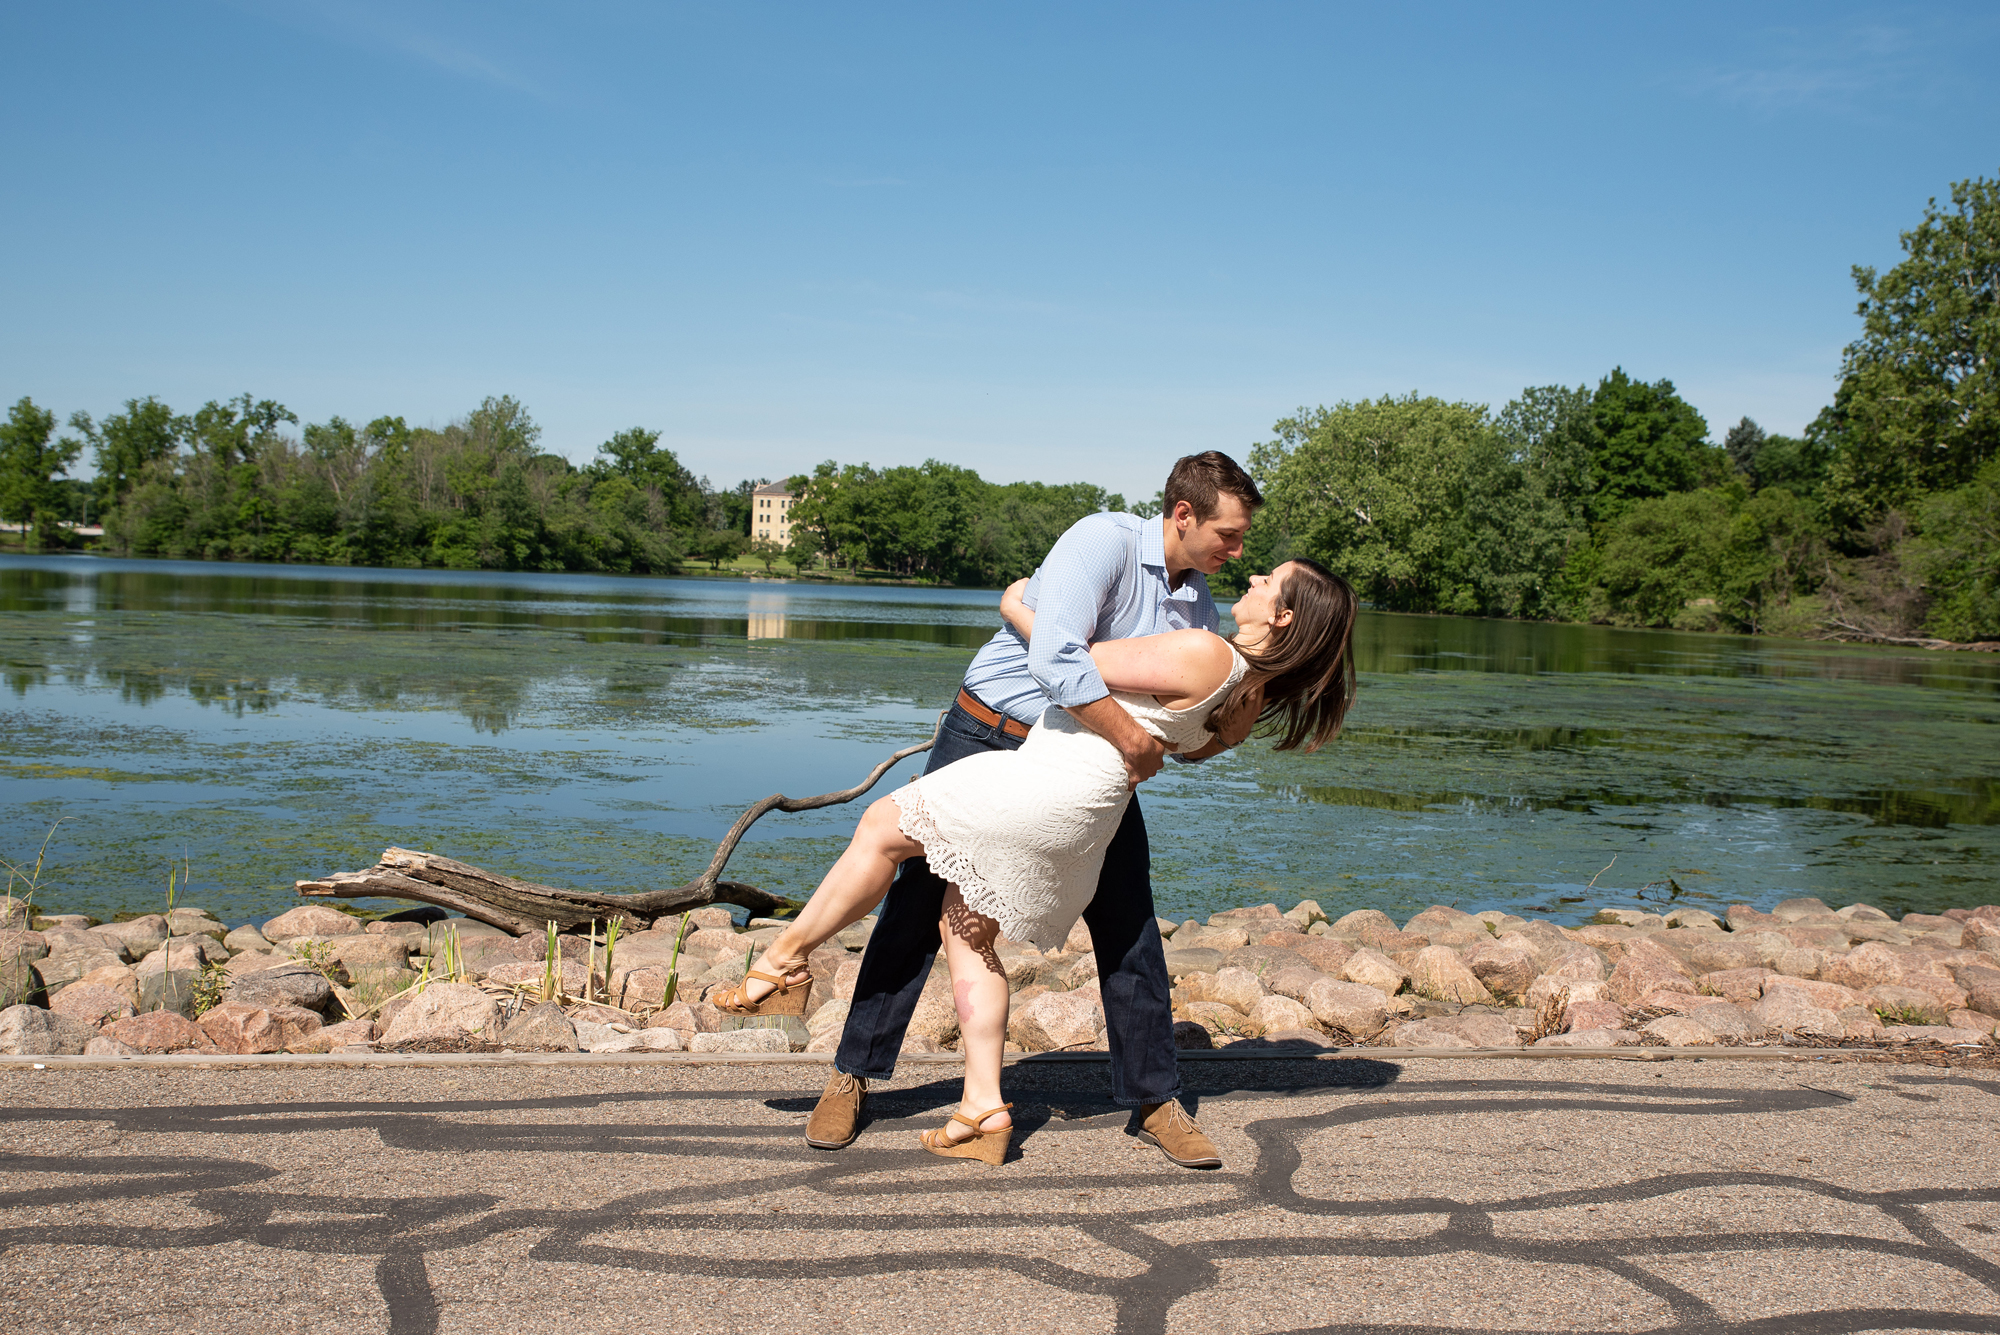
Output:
[752, 482, 798, 545]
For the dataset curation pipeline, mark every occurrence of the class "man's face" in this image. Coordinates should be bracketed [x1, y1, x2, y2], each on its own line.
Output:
[1176, 494, 1254, 574]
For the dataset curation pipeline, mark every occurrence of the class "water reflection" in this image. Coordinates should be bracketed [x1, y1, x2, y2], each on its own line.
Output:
[3, 553, 1998, 923]
[0, 558, 999, 653]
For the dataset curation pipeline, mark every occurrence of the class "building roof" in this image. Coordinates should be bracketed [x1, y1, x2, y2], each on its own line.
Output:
[752, 481, 795, 497]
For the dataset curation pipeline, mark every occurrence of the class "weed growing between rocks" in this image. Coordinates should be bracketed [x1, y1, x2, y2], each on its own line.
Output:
[1526, 987, 1570, 1043]
[288, 938, 337, 976]
[189, 961, 229, 1018]
[1875, 1002, 1942, 1027]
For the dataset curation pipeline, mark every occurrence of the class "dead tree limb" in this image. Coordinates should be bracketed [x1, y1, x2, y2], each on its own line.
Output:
[296, 730, 938, 935]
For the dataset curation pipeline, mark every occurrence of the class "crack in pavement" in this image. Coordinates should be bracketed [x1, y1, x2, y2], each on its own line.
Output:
[2, 1063, 1997, 1335]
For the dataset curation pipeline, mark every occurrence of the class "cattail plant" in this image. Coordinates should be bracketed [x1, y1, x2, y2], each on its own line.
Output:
[540, 919, 559, 1003]
[602, 916, 621, 1007]
[435, 923, 465, 983]
[661, 912, 692, 1009]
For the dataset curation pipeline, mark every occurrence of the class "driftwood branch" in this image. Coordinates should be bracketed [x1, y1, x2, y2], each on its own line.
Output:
[296, 728, 937, 935]
[1821, 619, 2000, 651]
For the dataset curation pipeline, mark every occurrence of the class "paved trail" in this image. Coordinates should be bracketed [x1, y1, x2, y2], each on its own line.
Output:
[3, 1054, 1998, 1334]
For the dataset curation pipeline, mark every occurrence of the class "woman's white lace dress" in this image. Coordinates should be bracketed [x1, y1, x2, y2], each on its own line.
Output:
[890, 643, 1249, 950]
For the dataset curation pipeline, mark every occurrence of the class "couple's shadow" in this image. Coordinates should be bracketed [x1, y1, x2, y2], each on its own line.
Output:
[765, 1053, 1401, 1158]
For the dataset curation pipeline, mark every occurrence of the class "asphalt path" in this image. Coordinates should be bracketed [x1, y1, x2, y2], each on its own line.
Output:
[3, 1054, 1998, 1335]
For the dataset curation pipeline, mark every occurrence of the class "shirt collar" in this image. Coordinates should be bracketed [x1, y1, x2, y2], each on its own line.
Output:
[1139, 514, 1167, 570]
[1140, 516, 1203, 602]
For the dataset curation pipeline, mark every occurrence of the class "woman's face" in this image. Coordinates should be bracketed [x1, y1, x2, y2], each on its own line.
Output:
[1231, 562, 1296, 636]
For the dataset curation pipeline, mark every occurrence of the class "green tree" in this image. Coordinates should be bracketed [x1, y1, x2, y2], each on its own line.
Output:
[1816, 175, 2000, 534]
[592, 426, 705, 531]
[1252, 394, 1498, 612]
[1592, 489, 1736, 628]
[1590, 486, 1829, 634]
[783, 525, 821, 574]
[717, 478, 766, 535]
[1716, 487, 1828, 634]
[1723, 416, 1829, 496]
[1588, 368, 1717, 522]
[68, 396, 182, 512]
[465, 394, 541, 457]
[1470, 384, 1598, 618]
[186, 394, 296, 466]
[0, 398, 83, 547]
[971, 480, 1124, 584]
[693, 528, 747, 569]
[1912, 456, 2000, 641]
[1724, 417, 1764, 476]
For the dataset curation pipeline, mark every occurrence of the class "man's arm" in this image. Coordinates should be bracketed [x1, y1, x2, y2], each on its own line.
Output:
[1068, 697, 1165, 785]
[1022, 520, 1166, 786]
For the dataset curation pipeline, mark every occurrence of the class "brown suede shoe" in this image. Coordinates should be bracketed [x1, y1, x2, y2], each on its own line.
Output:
[805, 1071, 868, 1149]
[1135, 1100, 1222, 1169]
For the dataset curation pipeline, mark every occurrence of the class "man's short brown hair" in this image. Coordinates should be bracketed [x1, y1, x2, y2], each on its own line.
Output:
[1162, 451, 1263, 521]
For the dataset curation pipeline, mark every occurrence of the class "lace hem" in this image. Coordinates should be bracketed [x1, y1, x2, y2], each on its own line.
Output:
[888, 787, 1057, 949]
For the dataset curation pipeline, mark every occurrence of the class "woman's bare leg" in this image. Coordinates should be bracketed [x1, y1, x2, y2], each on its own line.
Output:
[734, 796, 923, 1002]
[937, 885, 1011, 1138]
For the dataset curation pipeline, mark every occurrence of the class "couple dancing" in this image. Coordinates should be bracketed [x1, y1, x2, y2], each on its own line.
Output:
[711, 451, 1357, 1168]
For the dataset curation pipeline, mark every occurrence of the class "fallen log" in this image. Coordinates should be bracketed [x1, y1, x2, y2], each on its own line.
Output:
[296, 731, 936, 935]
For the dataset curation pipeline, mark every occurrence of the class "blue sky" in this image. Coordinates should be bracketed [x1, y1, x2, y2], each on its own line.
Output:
[4, 2, 1997, 501]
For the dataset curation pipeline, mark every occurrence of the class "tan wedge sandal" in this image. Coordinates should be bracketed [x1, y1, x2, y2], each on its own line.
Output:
[713, 960, 812, 1016]
[918, 1103, 1013, 1166]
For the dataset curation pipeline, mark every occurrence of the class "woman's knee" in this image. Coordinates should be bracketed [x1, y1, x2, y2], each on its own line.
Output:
[855, 797, 911, 855]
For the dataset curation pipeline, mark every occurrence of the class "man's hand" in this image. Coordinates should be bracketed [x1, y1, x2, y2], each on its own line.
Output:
[1067, 696, 1166, 787]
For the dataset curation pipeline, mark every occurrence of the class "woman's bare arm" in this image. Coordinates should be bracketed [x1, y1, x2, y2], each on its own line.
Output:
[1000, 578, 1032, 638]
[1003, 585, 1239, 727]
[1087, 630, 1238, 709]
[1005, 582, 1230, 705]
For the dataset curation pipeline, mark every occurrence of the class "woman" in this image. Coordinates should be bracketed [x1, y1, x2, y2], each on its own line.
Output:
[712, 558, 1358, 1163]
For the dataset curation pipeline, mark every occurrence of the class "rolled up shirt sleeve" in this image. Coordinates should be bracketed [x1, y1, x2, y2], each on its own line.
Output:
[1025, 518, 1124, 709]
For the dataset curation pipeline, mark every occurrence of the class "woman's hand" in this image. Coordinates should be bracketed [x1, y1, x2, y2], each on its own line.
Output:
[1210, 683, 1263, 748]
[1180, 683, 1263, 760]
[1000, 578, 1034, 638]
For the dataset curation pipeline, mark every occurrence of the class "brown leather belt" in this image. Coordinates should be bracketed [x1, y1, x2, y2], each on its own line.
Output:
[956, 688, 1033, 739]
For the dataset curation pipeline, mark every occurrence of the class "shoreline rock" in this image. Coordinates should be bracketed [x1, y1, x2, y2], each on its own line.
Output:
[4, 896, 1996, 1058]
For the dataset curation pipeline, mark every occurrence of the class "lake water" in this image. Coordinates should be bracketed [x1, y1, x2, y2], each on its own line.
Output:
[3, 553, 1996, 929]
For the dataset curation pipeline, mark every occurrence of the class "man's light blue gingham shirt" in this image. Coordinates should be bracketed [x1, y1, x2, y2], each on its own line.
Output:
[962, 511, 1220, 726]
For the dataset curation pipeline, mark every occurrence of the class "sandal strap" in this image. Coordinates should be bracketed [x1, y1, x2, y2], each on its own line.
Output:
[948, 1103, 1014, 1135]
[743, 967, 805, 990]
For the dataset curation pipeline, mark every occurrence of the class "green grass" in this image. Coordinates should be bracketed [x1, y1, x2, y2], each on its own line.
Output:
[1874, 1003, 1943, 1027]
[684, 551, 991, 585]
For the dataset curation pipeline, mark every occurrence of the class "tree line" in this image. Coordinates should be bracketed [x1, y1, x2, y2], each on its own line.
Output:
[2, 173, 1993, 640]
[0, 391, 1131, 585]
[1224, 174, 1999, 644]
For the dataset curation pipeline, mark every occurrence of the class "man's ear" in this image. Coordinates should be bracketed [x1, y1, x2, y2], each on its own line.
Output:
[1171, 500, 1198, 530]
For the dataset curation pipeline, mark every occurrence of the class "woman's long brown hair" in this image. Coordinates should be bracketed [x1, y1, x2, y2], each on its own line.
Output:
[1220, 557, 1358, 752]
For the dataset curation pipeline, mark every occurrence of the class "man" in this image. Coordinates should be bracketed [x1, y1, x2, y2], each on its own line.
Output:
[805, 450, 1262, 1168]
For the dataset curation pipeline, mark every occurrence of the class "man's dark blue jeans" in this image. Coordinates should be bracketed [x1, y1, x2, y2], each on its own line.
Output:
[834, 697, 1184, 1108]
